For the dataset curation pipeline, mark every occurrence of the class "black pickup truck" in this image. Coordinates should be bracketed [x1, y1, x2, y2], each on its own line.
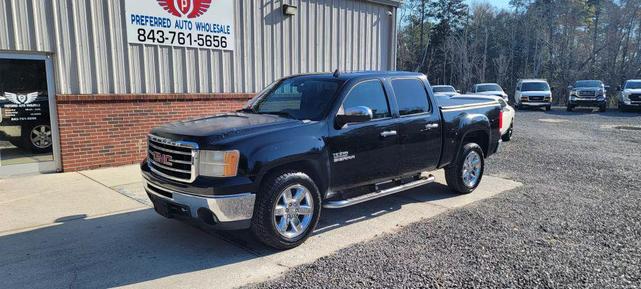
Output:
[141, 71, 503, 249]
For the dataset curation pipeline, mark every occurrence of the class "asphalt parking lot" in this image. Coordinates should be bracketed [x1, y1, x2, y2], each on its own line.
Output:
[248, 108, 641, 288]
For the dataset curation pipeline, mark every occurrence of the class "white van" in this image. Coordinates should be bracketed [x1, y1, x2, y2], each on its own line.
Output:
[514, 79, 552, 111]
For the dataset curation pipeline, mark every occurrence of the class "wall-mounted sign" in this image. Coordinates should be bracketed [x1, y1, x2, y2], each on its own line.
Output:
[124, 0, 235, 51]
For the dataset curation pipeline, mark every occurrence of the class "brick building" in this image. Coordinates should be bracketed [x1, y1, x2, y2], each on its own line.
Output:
[0, 0, 400, 176]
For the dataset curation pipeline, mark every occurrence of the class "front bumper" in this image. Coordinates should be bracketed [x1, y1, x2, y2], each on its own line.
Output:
[144, 178, 256, 230]
[520, 102, 551, 107]
[568, 98, 606, 107]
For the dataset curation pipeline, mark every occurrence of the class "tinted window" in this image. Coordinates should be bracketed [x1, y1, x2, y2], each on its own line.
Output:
[343, 81, 390, 119]
[477, 84, 503, 92]
[521, 82, 550, 91]
[392, 79, 430, 116]
[251, 77, 343, 121]
[433, 86, 455, 93]
[624, 81, 641, 89]
[574, 80, 602, 88]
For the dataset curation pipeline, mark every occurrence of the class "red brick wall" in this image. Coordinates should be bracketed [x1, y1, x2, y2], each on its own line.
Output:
[56, 93, 252, 172]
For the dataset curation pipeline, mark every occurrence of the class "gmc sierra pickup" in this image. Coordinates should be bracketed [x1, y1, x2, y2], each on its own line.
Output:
[142, 71, 503, 249]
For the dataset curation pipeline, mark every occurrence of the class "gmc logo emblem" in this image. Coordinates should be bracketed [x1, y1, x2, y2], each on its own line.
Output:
[152, 151, 173, 166]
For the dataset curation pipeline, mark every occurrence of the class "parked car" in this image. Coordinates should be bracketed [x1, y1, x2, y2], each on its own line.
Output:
[468, 83, 508, 101]
[0, 90, 53, 153]
[514, 79, 553, 111]
[456, 95, 514, 141]
[432, 85, 460, 97]
[567, 80, 609, 112]
[617, 79, 641, 112]
[141, 71, 503, 249]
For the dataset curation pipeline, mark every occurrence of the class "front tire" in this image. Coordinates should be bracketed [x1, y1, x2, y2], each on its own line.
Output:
[251, 171, 321, 250]
[445, 143, 485, 194]
[545, 105, 552, 111]
[599, 104, 607, 112]
[566, 105, 573, 112]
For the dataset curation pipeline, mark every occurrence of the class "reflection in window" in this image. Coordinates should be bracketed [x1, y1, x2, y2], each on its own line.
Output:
[343, 81, 391, 120]
[392, 79, 430, 116]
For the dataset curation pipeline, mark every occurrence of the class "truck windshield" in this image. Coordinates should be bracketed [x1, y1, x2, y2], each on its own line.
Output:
[477, 84, 503, 92]
[574, 80, 602, 88]
[625, 81, 641, 89]
[433, 86, 456, 93]
[521, 82, 550, 91]
[247, 77, 344, 121]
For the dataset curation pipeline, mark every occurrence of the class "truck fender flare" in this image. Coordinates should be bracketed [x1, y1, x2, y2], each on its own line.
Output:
[249, 137, 330, 194]
[455, 113, 491, 158]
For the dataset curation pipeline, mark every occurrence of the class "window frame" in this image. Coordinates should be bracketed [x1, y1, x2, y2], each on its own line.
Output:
[337, 79, 393, 124]
[390, 77, 434, 118]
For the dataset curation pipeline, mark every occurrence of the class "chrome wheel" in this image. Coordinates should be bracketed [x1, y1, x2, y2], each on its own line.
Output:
[462, 151, 482, 188]
[30, 125, 52, 149]
[273, 184, 314, 239]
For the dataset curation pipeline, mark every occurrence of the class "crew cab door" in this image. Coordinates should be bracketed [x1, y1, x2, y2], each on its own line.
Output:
[390, 78, 442, 174]
[327, 79, 400, 190]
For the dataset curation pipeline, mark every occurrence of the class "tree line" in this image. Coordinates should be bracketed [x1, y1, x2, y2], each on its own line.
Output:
[397, 0, 641, 104]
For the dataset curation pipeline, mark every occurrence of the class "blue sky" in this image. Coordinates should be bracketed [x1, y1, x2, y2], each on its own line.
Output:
[468, 0, 512, 10]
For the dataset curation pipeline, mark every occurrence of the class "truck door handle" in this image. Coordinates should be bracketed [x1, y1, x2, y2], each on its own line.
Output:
[380, 130, 398, 138]
[424, 123, 440, 130]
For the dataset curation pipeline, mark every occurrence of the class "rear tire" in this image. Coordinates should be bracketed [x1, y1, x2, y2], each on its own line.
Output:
[251, 171, 321, 250]
[545, 105, 552, 111]
[445, 143, 485, 194]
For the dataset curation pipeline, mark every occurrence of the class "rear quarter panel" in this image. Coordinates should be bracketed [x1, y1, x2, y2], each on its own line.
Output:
[438, 101, 501, 168]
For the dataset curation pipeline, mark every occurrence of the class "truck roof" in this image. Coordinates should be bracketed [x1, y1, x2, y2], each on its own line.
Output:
[284, 71, 425, 82]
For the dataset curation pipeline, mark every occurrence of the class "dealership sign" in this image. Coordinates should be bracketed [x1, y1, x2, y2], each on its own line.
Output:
[124, 0, 235, 51]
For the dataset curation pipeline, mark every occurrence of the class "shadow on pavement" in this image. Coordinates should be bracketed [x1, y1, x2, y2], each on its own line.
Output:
[0, 182, 458, 288]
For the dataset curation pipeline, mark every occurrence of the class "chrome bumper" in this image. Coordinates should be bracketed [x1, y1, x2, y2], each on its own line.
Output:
[145, 180, 256, 223]
[521, 102, 550, 106]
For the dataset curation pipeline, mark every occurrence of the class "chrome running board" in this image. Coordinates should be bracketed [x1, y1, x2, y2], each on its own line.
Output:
[323, 175, 435, 209]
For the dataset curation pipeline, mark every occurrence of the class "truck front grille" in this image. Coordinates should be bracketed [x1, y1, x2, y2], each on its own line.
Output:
[629, 94, 641, 101]
[528, 96, 544, 102]
[579, 90, 596, 97]
[147, 135, 198, 183]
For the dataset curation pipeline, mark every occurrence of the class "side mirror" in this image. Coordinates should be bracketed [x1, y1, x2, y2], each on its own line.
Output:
[335, 106, 373, 128]
[616, 86, 622, 91]
[604, 85, 610, 90]
[567, 85, 573, 90]
[456, 90, 461, 93]
[550, 86, 555, 91]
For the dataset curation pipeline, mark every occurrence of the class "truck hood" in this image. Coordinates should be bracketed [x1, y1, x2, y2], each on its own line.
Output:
[150, 112, 303, 145]
[623, 89, 641, 94]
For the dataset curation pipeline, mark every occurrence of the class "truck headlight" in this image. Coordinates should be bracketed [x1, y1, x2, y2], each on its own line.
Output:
[622, 93, 630, 101]
[199, 150, 240, 177]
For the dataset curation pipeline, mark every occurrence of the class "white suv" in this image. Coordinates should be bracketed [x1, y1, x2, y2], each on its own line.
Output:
[514, 79, 552, 111]
[618, 79, 641, 112]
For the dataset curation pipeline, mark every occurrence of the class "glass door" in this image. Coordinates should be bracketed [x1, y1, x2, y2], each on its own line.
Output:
[0, 54, 60, 176]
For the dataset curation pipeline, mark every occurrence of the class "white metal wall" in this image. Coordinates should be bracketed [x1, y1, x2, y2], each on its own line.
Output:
[0, 0, 398, 95]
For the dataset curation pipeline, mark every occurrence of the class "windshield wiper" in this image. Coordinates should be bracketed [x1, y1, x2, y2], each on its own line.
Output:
[237, 108, 255, 113]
